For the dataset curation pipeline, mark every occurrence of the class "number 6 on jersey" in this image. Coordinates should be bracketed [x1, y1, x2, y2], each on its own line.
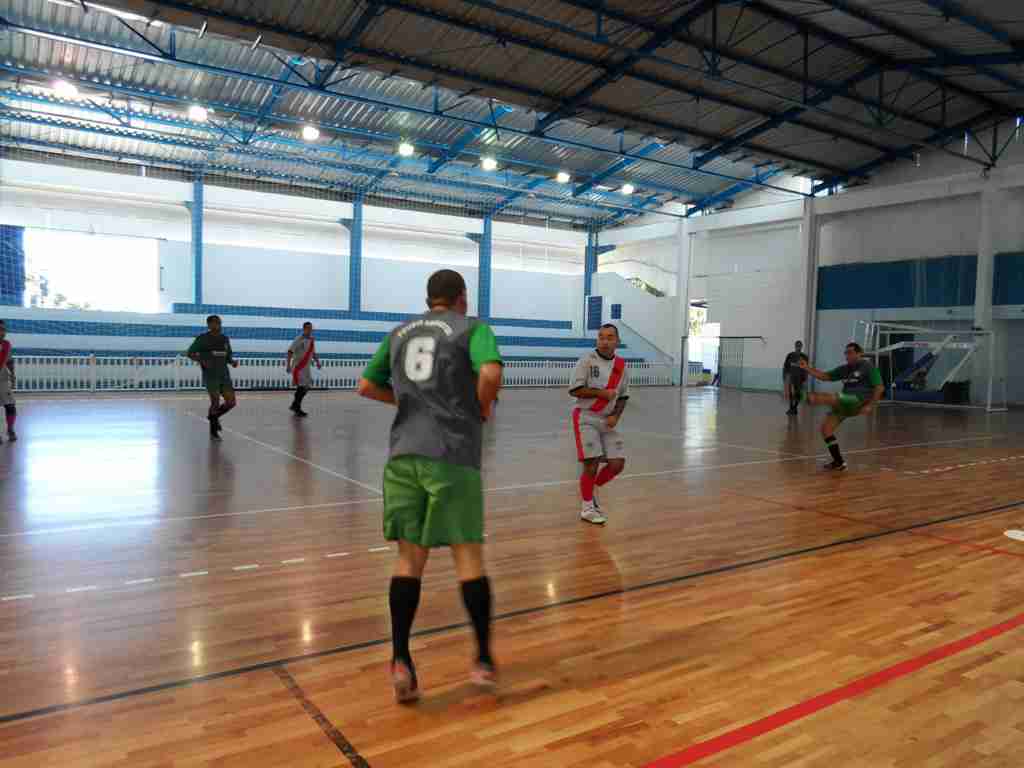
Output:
[404, 337, 437, 382]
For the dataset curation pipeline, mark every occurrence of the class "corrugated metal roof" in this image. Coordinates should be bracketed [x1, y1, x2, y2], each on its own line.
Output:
[2, 0, 1021, 224]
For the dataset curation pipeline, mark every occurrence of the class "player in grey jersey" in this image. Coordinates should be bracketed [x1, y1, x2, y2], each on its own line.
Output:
[359, 269, 503, 702]
[570, 324, 630, 525]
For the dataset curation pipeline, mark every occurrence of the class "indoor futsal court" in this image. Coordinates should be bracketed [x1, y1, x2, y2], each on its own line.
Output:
[3, 0, 1024, 766]
[1, 388, 1022, 766]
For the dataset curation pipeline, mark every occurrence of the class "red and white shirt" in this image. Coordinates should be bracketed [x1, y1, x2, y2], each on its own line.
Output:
[570, 350, 629, 417]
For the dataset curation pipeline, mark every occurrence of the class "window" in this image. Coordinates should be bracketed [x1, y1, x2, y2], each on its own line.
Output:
[23, 230, 159, 313]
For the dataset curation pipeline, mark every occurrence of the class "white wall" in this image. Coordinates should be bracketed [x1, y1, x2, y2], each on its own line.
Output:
[157, 241, 193, 312]
[593, 272, 677, 358]
[599, 236, 678, 296]
[689, 217, 805, 389]
[819, 195, 980, 266]
[492, 270, 581, 325]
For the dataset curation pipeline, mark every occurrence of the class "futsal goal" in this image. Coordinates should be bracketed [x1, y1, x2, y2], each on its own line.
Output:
[856, 321, 1007, 413]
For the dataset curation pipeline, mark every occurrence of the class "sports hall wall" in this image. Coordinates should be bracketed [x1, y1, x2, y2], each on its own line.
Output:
[0, 159, 676, 363]
[812, 148, 1024, 405]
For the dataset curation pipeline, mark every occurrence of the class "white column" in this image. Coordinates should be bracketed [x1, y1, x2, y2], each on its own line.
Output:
[974, 184, 997, 330]
[799, 197, 819, 353]
[676, 218, 691, 383]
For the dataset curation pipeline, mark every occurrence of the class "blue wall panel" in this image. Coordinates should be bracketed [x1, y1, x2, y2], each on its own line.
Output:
[817, 255, 978, 310]
[994, 252, 1024, 306]
[587, 295, 603, 331]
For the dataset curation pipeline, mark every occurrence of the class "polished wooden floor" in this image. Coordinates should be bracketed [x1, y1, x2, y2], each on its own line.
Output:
[0, 387, 1022, 767]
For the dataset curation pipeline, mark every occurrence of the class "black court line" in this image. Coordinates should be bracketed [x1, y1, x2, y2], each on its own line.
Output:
[274, 667, 371, 768]
[0, 497, 1020, 726]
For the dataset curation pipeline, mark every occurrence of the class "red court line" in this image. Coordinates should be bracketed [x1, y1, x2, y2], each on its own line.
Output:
[645, 611, 1024, 768]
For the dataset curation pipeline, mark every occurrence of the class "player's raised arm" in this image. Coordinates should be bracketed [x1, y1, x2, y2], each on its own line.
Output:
[358, 336, 396, 405]
[800, 359, 833, 382]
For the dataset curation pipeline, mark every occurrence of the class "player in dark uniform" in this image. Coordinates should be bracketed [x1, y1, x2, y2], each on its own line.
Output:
[782, 340, 810, 415]
[186, 315, 239, 440]
[358, 269, 504, 703]
[800, 342, 884, 471]
[0, 320, 16, 443]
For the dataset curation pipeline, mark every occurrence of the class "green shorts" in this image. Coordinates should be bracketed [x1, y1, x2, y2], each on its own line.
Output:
[831, 393, 864, 421]
[383, 456, 484, 548]
[203, 374, 234, 397]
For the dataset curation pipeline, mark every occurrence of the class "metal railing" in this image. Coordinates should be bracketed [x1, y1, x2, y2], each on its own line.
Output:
[13, 355, 676, 393]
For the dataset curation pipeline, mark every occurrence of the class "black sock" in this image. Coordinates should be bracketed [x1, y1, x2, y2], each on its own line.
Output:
[389, 576, 421, 665]
[460, 576, 493, 666]
[295, 386, 309, 409]
[216, 401, 235, 418]
[825, 435, 843, 463]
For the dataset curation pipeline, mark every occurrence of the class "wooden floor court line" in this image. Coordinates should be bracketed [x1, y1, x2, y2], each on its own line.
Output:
[1, 495, 1019, 727]
[183, 411, 384, 495]
[644, 609, 1024, 768]
[2, 434, 1006, 541]
[273, 667, 371, 768]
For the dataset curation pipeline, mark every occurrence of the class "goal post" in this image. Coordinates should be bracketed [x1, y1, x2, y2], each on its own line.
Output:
[856, 321, 1007, 413]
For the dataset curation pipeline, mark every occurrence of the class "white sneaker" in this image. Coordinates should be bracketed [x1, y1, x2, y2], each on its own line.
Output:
[580, 503, 607, 525]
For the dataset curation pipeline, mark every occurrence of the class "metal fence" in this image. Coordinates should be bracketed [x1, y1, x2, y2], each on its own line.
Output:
[13, 355, 676, 393]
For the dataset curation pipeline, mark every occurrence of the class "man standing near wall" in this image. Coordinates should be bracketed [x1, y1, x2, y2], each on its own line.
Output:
[800, 342, 884, 471]
[187, 315, 239, 440]
[0, 320, 17, 443]
[571, 323, 630, 525]
[782, 340, 809, 415]
[286, 321, 321, 417]
[357, 269, 504, 702]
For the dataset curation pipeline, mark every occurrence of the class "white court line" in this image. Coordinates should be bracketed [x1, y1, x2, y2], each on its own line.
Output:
[2, 594, 34, 602]
[0, 498, 382, 539]
[281, 558, 306, 565]
[325, 552, 350, 558]
[368, 546, 391, 553]
[66, 585, 98, 593]
[124, 578, 155, 585]
[232, 564, 260, 571]
[484, 434, 1007, 493]
[2, 435, 1007, 539]
[179, 571, 208, 579]
[627, 431, 804, 457]
[210, 419, 383, 496]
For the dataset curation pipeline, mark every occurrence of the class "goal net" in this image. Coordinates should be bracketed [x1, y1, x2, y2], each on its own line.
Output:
[856, 321, 1007, 413]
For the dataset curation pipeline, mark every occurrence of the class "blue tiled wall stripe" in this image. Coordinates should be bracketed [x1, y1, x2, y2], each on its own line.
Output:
[14, 348, 641, 363]
[611, 303, 622, 320]
[4, 319, 621, 349]
[171, 303, 573, 330]
[812, 253, 1024, 310]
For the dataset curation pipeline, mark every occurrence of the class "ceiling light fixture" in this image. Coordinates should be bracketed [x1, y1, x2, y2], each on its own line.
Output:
[398, 141, 415, 157]
[481, 156, 498, 171]
[556, 171, 571, 184]
[302, 125, 320, 141]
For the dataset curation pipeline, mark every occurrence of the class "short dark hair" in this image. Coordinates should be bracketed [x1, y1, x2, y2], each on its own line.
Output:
[302, 321, 313, 328]
[427, 269, 467, 306]
[795, 340, 803, 346]
[206, 314, 221, 324]
[599, 323, 619, 337]
[846, 342, 863, 354]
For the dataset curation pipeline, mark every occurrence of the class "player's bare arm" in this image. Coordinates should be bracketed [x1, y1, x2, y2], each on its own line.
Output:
[799, 359, 832, 381]
[477, 362, 503, 420]
[357, 377, 397, 405]
[606, 395, 628, 429]
[859, 384, 886, 415]
[570, 386, 618, 400]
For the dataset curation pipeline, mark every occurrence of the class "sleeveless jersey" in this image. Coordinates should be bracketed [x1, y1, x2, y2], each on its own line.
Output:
[385, 311, 492, 469]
